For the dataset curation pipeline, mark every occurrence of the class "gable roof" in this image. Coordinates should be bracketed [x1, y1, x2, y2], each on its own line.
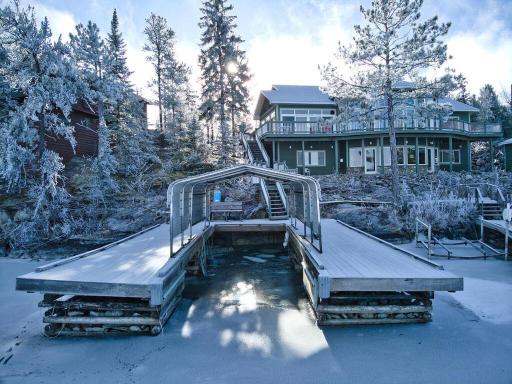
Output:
[254, 85, 336, 119]
[438, 98, 479, 113]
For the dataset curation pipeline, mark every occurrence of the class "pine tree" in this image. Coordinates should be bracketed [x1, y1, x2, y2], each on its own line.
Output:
[69, 21, 119, 198]
[107, 9, 131, 83]
[143, 13, 175, 132]
[0, 1, 78, 246]
[226, 44, 251, 138]
[452, 73, 469, 104]
[198, 0, 245, 165]
[321, 0, 452, 205]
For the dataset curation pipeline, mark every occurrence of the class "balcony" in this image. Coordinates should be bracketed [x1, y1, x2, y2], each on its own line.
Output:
[256, 120, 502, 137]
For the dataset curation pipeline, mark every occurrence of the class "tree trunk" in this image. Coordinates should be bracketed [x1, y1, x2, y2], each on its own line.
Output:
[387, 92, 400, 206]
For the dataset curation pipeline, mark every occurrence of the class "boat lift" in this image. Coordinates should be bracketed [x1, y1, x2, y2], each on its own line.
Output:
[415, 218, 503, 259]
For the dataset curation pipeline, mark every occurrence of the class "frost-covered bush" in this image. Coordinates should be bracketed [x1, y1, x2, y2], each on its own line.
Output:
[407, 188, 477, 236]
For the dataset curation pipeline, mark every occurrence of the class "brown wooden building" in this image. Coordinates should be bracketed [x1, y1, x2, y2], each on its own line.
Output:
[45, 101, 99, 162]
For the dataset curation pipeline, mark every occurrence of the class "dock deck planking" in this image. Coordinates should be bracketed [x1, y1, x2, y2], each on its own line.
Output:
[16, 218, 462, 298]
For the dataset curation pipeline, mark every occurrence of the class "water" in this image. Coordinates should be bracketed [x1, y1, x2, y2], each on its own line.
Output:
[182, 241, 308, 312]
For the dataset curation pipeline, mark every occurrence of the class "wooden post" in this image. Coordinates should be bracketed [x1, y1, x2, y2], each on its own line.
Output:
[415, 137, 419, 174]
[449, 136, 453, 172]
[468, 141, 472, 172]
[334, 139, 339, 174]
[427, 224, 432, 259]
[380, 136, 385, 174]
[272, 141, 276, 167]
[505, 219, 509, 261]
[301, 140, 305, 175]
[346, 140, 349, 170]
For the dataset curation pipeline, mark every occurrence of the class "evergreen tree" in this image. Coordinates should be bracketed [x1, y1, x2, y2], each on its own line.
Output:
[143, 13, 175, 132]
[321, 0, 452, 205]
[452, 73, 469, 104]
[69, 21, 119, 198]
[226, 43, 251, 138]
[107, 9, 131, 83]
[198, 0, 245, 165]
[477, 84, 505, 125]
[0, 1, 78, 246]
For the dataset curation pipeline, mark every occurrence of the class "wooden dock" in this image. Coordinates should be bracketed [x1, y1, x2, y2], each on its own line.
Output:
[16, 218, 462, 334]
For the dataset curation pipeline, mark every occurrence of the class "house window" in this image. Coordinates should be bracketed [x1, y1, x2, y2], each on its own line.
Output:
[407, 147, 416, 165]
[297, 150, 326, 167]
[397, 147, 404, 165]
[418, 147, 427, 165]
[383, 147, 391, 166]
[349, 147, 363, 167]
[439, 149, 461, 164]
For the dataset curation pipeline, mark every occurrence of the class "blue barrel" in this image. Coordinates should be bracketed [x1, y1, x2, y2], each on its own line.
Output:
[213, 190, 222, 202]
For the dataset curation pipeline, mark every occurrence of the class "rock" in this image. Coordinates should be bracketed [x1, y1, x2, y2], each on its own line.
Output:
[13, 208, 31, 223]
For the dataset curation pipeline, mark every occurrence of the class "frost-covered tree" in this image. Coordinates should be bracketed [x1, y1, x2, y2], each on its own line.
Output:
[143, 13, 175, 132]
[226, 44, 251, 138]
[70, 21, 119, 200]
[321, 0, 452, 204]
[107, 9, 131, 83]
[198, 0, 244, 164]
[0, 1, 78, 245]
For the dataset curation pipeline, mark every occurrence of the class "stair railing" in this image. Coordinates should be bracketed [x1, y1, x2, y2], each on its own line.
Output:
[260, 178, 272, 218]
[241, 133, 254, 165]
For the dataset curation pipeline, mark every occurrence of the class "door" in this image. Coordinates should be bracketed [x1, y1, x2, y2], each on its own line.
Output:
[364, 148, 377, 174]
[427, 147, 435, 172]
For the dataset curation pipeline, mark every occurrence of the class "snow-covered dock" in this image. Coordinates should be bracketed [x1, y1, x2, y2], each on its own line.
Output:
[15, 166, 463, 334]
[16, 218, 462, 334]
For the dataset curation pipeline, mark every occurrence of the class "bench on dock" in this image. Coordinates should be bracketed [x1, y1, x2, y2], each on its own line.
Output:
[210, 201, 243, 221]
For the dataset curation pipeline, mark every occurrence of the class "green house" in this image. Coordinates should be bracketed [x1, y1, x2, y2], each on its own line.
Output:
[252, 85, 502, 175]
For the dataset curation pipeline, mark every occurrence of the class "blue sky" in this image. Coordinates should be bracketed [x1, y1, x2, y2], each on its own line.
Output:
[23, 0, 512, 120]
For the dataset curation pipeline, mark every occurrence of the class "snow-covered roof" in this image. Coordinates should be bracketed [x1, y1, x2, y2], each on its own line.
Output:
[254, 85, 336, 119]
[439, 98, 479, 113]
[498, 138, 512, 146]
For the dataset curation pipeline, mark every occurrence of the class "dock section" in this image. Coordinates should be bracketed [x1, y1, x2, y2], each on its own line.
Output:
[17, 218, 462, 335]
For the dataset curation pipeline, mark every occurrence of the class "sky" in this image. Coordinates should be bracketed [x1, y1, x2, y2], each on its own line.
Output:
[18, 0, 512, 124]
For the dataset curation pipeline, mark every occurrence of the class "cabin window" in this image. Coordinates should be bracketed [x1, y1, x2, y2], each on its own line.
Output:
[418, 147, 427, 165]
[397, 147, 404, 165]
[439, 149, 461, 164]
[297, 150, 326, 167]
[349, 147, 363, 167]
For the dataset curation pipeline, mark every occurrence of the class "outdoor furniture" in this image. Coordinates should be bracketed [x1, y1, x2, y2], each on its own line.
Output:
[210, 201, 243, 221]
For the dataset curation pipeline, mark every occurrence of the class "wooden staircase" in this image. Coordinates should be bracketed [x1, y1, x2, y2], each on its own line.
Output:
[265, 180, 288, 220]
[247, 140, 265, 164]
[480, 201, 503, 220]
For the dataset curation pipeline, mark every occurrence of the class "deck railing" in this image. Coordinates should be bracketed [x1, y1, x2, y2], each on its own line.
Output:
[256, 120, 502, 137]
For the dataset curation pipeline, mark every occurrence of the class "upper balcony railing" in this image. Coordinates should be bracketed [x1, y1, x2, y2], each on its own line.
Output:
[256, 120, 502, 137]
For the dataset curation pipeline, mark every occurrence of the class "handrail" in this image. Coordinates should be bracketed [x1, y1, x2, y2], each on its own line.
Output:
[276, 181, 288, 211]
[255, 120, 502, 137]
[260, 178, 272, 217]
[241, 133, 254, 164]
[255, 134, 270, 167]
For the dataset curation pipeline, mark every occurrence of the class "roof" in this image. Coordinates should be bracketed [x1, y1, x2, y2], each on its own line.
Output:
[439, 98, 479, 113]
[498, 138, 512, 146]
[253, 83, 479, 119]
[254, 85, 336, 119]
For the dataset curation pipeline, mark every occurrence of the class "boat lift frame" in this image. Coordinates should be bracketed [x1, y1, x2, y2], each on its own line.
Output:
[167, 165, 323, 257]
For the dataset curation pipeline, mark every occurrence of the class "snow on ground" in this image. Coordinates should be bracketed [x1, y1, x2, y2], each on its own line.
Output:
[400, 240, 512, 325]
[1, 244, 512, 384]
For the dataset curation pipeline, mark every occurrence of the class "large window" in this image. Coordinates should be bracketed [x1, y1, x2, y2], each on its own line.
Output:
[297, 150, 326, 167]
[349, 147, 363, 167]
[439, 149, 461, 164]
[280, 108, 336, 121]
